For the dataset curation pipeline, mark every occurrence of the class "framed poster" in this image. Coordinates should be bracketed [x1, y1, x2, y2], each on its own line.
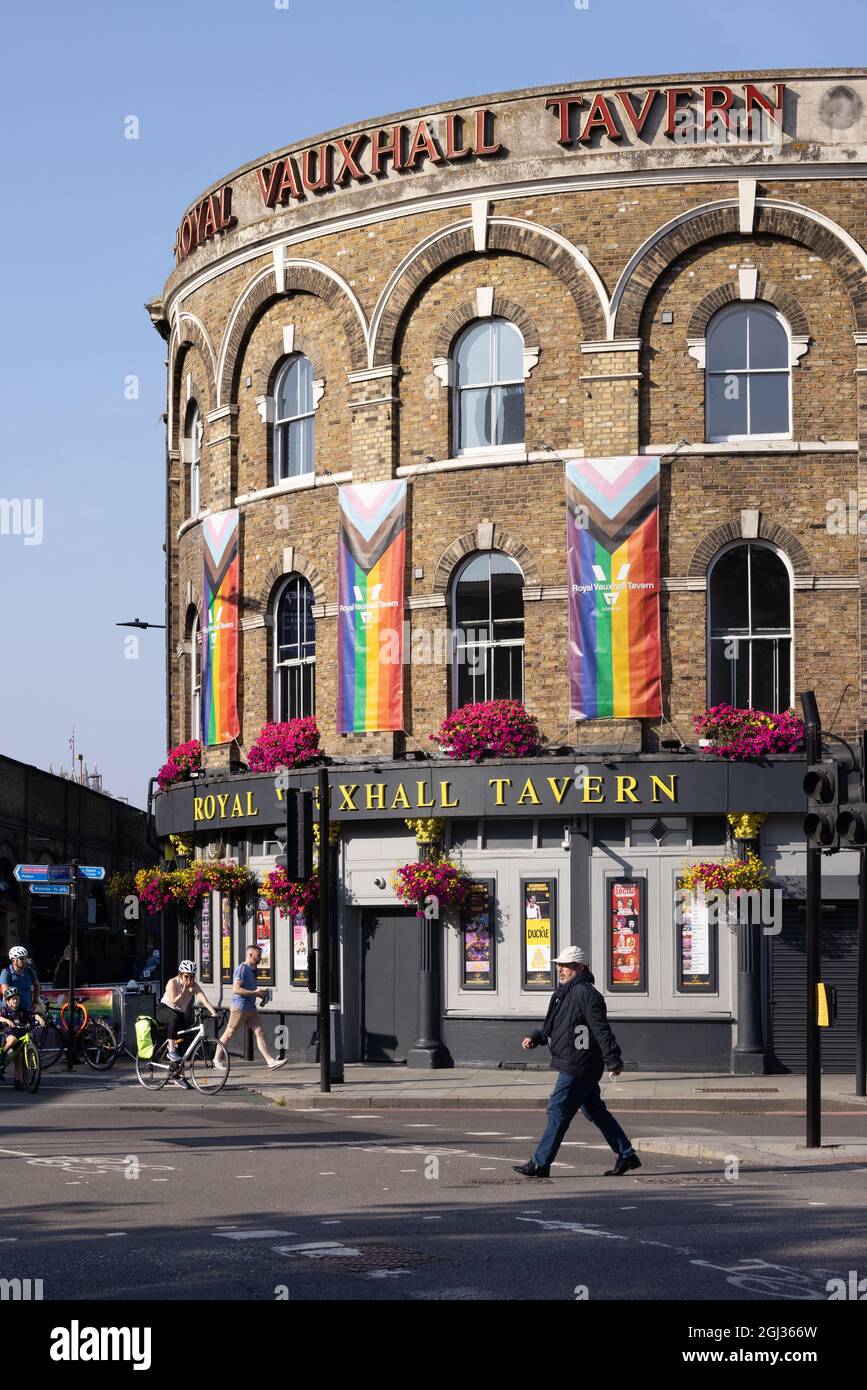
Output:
[607, 878, 645, 993]
[460, 879, 495, 990]
[220, 895, 233, 984]
[522, 879, 556, 990]
[290, 908, 310, 987]
[676, 879, 718, 992]
[200, 894, 213, 984]
[255, 897, 274, 984]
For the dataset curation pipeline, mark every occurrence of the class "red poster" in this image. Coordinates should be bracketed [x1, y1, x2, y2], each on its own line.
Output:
[609, 880, 643, 990]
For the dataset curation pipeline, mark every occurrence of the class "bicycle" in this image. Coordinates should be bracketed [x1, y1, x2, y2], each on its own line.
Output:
[31, 1001, 118, 1071]
[135, 1006, 230, 1095]
[0, 1027, 41, 1094]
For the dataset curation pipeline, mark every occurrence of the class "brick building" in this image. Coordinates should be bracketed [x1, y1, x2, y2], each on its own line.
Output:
[149, 70, 867, 1072]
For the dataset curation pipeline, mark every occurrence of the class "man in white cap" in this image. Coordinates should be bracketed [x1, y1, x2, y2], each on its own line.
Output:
[513, 945, 640, 1178]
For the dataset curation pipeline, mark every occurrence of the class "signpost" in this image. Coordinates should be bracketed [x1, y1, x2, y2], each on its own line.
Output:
[28, 885, 70, 897]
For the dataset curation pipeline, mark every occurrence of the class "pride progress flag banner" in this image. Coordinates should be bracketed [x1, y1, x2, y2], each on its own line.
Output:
[201, 509, 241, 745]
[565, 457, 662, 721]
[337, 480, 406, 733]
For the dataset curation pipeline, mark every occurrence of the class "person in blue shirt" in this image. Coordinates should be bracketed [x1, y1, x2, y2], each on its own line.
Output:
[0, 946, 40, 1015]
[217, 944, 286, 1069]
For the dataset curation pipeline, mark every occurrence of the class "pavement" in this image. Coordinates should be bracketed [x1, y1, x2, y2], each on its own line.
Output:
[232, 1061, 867, 1168]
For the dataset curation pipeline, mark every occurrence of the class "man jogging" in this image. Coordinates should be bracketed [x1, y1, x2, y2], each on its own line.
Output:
[513, 946, 640, 1178]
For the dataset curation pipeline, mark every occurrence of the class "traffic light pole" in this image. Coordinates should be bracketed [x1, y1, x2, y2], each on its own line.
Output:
[857, 731, 867, 1097]
[317, 766, 331, 1095]
[803, 707, 822, 1148]
[66, 860, 79, 1071]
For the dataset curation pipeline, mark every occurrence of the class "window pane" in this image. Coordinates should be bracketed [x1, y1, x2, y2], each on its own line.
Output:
[484, 818, 532, 849]
[494, 384, 525, 445]
[707, 372, 748, 437]
[490, 556, 524, 620]
[749, 547, 790, 631]
[190, 463, 200, 516]
[460, 386, 491, 449]
[492, 642, 523, 700]
[493, 320, 524, 380]
[277, 364, 297, 420]
[457, 322, 491, 387]
[457, 646, 486, 706]
[691, 815, 728, 847]
[747, 372, 789, 435]
[295, 356, 314, 412]
[278, 585, 300, 659]
[595, 818, 626, 848]
[709, 547, 749, 634]
[450, 819, 479, 849]
[707, 309, 748, 372]
[751, 639, 781, 712]
[538, 819, 568, 847]
[456, 556, 490, 628]
[710, 637, 749, 706]
[747, 308, 788, 370]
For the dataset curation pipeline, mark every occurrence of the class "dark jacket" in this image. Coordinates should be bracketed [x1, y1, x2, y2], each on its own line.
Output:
[530, 969, 623, 1080]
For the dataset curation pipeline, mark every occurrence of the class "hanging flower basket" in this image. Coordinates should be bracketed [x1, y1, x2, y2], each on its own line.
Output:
[392, 858, 473, 917]
[106, 872, 136, 900]
[693, 706, 804, 760]
[247, 718, 321, 773]
[260, 867, 319, 915]
[133, 862, 253, 915]
[679, 849, 768, 896]
[156, 740, 202, 791]
[431, 701, 542, 763]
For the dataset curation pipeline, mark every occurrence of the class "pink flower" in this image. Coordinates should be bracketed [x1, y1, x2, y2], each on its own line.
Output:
[432, 701, 541, 763]
[157, 740, 202, 791]
[247, 718, 321, 773]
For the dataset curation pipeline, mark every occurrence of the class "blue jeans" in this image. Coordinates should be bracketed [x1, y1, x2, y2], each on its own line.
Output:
[533, 1071, 634, 1169]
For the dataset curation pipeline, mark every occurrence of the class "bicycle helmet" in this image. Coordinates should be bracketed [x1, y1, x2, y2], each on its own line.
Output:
[8, 947, 28, 961]
[4, 985, 20, 999]
[178, 960, 197, 976]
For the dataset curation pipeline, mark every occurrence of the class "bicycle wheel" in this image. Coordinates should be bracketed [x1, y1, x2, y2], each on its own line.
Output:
[190, 1038, 230, 1095]
[135, 1039, 170, 1090]
[31, 1016, 63, 1069]
[82, 1019, 118, 1070]
[21, 1041, 41, 1095]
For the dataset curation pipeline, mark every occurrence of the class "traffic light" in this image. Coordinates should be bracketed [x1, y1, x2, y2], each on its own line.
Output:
[836, 803, 867, 847]
[817, 982, 838, 1028]
[803, 758, 842, 850]
[276, 789, 314, 881]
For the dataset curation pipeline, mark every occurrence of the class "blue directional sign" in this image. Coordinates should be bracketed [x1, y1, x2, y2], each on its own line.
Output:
[29, 884, 70, 896]
[78, 867, 106, 881]
[13, 865, 51, 883]
[47, 865, 74, 884]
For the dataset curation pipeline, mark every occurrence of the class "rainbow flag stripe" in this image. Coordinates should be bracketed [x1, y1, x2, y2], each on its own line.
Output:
[201, 509, 241, 745]
[566, 458, 662, 721]
[337, 481, 406, 733]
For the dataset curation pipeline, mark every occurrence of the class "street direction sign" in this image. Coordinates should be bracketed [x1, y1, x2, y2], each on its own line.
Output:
[78, 867, 106, 880]
[47, 865, 74, 883]
[29, 884, 70, 896]
[13, 865, 50, 883]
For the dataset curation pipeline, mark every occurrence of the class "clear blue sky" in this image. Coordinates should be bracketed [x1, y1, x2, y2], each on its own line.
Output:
[0, 0, 861, 808]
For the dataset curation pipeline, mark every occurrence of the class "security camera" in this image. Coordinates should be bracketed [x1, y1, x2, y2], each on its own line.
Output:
[373, 875, 386, 889]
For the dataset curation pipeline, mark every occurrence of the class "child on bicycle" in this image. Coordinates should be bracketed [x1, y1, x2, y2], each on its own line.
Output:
[0, 985, 30, 1090]
[158, 961, 219, 1089]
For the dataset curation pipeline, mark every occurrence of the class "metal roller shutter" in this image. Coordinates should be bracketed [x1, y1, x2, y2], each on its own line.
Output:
[769, 901, 859, 1074]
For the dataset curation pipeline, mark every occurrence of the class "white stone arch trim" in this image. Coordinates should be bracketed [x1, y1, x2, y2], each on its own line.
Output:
[610, 197, 867, 339]
[216, 258, 370, 407]
[368, 216, 611, 369]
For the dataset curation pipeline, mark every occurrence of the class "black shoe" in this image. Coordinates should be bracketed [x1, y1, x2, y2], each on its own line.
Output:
[604, 1152, 641, 1176]
[13, 1081, 24, 1092]
[513, 1161, 551, 1178]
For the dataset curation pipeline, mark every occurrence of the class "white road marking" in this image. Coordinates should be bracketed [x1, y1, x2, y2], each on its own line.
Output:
[321, 1220, 343, 1225]
[808, 1202, 827, 1206]
[406, 1124, 436, 1128]
[422, 1216, 442, 1221]
[480, 1167, 497, 1170]
[518, 1217, 628, 1240]
[0, 1148, 36, 1157]
[0, 1238, 17, 1243]
[151, 1179, 169, 1183]
[619, 1206, 638, 1210]
[273, 1242, 361, 1259]
[466, 1131, 504, 1136]
[215, 1230, 297, 1241]
[366, 1270, 411, 1279]
[400, 1168, 417, 1173]
[319, 1171, 336, 1176]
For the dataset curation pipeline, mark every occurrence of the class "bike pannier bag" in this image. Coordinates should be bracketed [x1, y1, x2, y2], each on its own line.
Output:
[135, 1015, 156, 1059]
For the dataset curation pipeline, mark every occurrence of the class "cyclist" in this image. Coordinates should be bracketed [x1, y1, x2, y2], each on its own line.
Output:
[0, 985, 30, 1090]
[0, 947, 40, 1017]
[158, 961, 218, 1089]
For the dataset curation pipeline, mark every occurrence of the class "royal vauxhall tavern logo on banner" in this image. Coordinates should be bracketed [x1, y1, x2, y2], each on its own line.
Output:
[201, 509, 241, 746]
[565, 458, 662, 721]
[337, 480, 407, 733]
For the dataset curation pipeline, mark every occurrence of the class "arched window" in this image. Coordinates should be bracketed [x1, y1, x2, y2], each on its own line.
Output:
[454, 319, 525, 454]
[190, 611, 202, 740]
[184, 403, 201, 517]
[705, 303, 791, 441]
[274, 355, 315, 482]
[451, 552, 524, 708]
[708, 543, 792, 711]
[275, 576, 316, 719]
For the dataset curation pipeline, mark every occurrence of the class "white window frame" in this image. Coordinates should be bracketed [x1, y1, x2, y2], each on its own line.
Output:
[190, 612, 202, 741]
[450, 552, 525, 709]
[706, 540, 794, 711]
[453, 319, 526, 457]
[183, 404, 202, 519]
[273, 575, 316, 720]
[705, 303, 793, 444]
[273, 355, 315, 484]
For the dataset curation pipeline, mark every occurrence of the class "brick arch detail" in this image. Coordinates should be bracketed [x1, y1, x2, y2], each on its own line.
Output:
[258, 555, 327, 614]
[219, 263, 368, 404]
[486, 223, 607, 340]
[432, 528, 541, 595]
[688, 520, 812, 578]
[433, 294, 541, 359]
[616, 201, 867, 338]
[265, 336, 326, 394]
[686, 282, 810, 338]
[170, 327, 217, 452]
